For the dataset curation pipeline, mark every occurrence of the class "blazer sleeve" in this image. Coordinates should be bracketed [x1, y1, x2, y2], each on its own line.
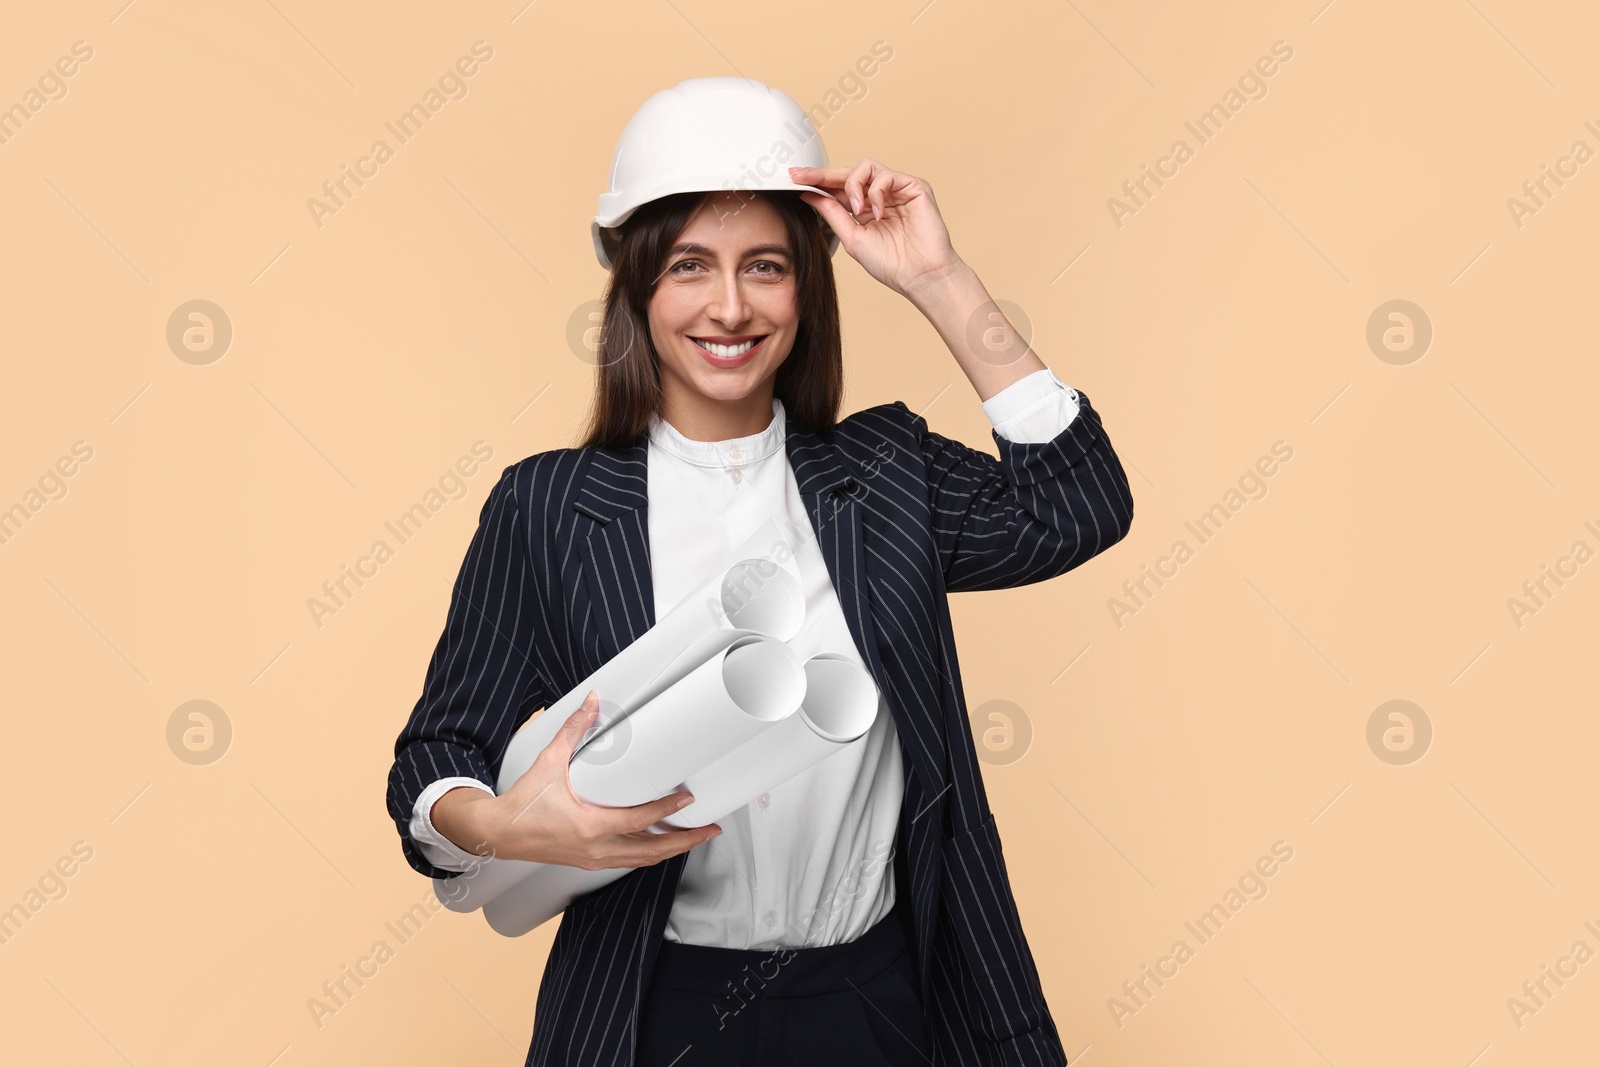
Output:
[384, 463, 554, 880]
[906, 387, 1134, 593]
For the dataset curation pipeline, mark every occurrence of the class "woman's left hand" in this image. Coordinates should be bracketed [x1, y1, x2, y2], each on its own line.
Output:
[789, 159, 965, 301]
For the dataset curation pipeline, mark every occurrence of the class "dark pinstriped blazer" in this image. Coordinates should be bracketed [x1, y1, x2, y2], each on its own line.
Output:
[386, 389, 1134, 1066]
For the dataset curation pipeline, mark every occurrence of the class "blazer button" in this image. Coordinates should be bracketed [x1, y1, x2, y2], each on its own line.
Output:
[757, 793, 770, 808]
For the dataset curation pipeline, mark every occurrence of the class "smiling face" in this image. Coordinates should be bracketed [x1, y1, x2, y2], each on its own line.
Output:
[646, 191, 798, 441]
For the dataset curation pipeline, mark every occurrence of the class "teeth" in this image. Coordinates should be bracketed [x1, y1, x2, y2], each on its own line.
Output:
[694, 337, 759, 358]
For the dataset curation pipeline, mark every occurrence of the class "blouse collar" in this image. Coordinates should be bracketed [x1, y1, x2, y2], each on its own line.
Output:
[647, 397, 787, 469]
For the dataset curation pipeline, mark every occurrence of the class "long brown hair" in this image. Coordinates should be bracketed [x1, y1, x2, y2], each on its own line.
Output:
[577, 190, 843, 449]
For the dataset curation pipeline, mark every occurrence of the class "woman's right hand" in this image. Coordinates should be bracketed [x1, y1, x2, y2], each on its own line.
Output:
[435, 691, 723, 871]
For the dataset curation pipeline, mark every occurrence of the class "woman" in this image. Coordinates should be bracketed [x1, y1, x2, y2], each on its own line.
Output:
[386, 78, 1133, 1066]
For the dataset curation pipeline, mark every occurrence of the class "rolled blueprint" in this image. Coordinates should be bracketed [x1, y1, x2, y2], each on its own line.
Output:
[497, 525, 807, 792]
[431, 516, 885, 937]
[481, 636, 809, 938]
[475, 649, 882, 938]
[566, 632, 806, 806]
[435, 517, 803, 914]
[660, 651, 881, 829]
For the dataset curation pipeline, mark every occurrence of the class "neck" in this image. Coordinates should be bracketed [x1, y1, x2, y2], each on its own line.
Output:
[658, 385, 777, 442]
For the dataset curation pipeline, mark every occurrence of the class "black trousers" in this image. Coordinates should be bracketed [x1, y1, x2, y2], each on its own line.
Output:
[636, 893, 932, 1066]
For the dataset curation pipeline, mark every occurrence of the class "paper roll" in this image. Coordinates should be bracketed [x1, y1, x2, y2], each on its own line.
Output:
[660, 652, 881, 829]
[433, 850, 543, 913]
[495, 530, 806, 796]
[437, 518, 803, 915]
[568, 633, 806, 806]
[476, 652, 876, 934]
[431, 517, 889, 937]
[480, 636, 807, 936]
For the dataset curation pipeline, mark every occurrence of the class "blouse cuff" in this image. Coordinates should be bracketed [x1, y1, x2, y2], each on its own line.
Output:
[982, 367, 1082, 444]
[410, 777, 496, 871]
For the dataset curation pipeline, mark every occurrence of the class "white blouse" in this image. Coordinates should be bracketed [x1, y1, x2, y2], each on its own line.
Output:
[410, 367, 1081, 949]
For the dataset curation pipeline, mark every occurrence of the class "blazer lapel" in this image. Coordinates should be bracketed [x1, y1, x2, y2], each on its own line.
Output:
[785, 424, 948, 804]
[571, 440, 656, 672]
[782, 424, 895, 720]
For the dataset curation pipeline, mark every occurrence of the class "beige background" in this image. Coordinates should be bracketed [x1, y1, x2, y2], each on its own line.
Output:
[2, 0, 1596, 1064]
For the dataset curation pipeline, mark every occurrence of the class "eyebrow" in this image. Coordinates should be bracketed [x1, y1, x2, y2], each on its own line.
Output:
[666, 242, 792, 260]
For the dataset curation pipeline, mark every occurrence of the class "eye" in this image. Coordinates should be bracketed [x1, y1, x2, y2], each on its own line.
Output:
[668, 259, 787, 277]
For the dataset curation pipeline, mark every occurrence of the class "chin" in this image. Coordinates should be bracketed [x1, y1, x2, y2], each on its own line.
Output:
[691, 372, 764, 402]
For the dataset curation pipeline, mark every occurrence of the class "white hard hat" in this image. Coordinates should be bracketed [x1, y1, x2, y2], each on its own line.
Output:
[592, 76, 841, 270]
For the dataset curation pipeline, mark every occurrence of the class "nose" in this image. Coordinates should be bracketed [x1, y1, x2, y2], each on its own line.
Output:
[705, 270, 753, 329]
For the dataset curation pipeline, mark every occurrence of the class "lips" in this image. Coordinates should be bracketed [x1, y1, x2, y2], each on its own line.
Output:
[689, 335, 768, 367]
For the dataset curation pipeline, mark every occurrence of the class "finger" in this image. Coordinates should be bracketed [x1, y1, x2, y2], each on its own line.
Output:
[866, 168, 898, 221]
[790, 168, 858, 218]
[787, 165, 855, 188]
[611, 824, 723, 866]
[798, 190, 861, 243]
[843, 158, 878, 219]
[662, 824, 722, 859]
[594, 788, 697, 834]
[548, 691, 600, 761]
